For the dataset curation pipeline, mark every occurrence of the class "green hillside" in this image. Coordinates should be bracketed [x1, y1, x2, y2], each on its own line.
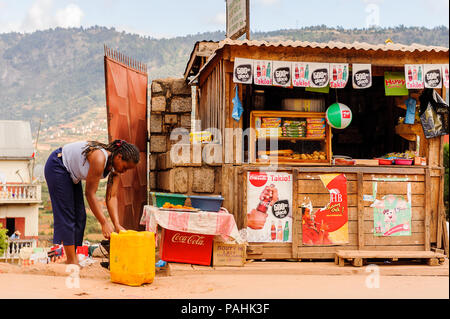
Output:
[0, 25, 448, 135]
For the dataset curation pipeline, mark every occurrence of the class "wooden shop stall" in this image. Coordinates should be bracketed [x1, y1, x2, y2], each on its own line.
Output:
[184, 39, 449, 264]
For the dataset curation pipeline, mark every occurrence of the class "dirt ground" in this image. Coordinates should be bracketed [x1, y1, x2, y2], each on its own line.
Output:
[0, 258, 448, 299]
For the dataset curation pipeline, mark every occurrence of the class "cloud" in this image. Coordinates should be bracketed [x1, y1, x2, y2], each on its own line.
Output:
[20, 0, 84, 32]
[208, 12, 226, 26]
[55, 4, 84, 28]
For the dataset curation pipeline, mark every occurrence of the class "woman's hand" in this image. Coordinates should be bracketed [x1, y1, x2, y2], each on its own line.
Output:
[101, 221, 115, 239]
[115, 224, 126, 233]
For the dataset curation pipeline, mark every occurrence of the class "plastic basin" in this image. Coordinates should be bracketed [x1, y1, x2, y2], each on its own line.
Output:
[189, 195, 224, 212]
[394, 159, 413, 165]
[150, 192, 187, 208]
[377, 158, 393, 165]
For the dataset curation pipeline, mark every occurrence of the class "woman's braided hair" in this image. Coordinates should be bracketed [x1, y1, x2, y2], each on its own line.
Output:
[81, 139, 140, 165]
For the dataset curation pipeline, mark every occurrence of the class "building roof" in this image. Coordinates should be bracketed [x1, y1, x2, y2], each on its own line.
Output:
[184, 39, 449, 82]
[0, 121, 34, 159]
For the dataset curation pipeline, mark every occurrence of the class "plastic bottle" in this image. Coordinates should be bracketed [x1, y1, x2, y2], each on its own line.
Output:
[271, 221, 276, 241]
[266, 62, 271, 78]
[418, 66, 422, 82]
[305, 64, 309, 79]
[277, 221, 282, 241]
[283, 221, 289, 242]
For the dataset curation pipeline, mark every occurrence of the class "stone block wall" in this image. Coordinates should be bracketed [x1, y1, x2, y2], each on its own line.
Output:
[149, 78, 222, 198]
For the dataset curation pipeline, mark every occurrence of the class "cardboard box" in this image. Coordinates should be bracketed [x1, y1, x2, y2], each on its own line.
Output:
[414, 157, 427, 166]
[160, 229, 213, 266]
[354, 159, 379, 166]
[212, 242, 246, 267]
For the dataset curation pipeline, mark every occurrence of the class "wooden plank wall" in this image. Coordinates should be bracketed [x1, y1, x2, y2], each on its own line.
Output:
[246, 168, 429, 260]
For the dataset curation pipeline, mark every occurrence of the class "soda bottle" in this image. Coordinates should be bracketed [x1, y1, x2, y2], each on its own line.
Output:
[262, 63, 266, 77]
[342, 65, 347, 81]
[300, 66, 304, 79]
[418, 66, 422, 82]
[338, 66, 342, 80]
[271, 221, 276, 241]
[256, 63, 261, 77]
[445, 66, 449, 82]
[266, 62, 271, 78]
[332, 66, 337, 81]
[408, 67, 412, 82]
[295, 65, 299, 80]
[305, 64, 309, 79]
[283, 221, 289, 242]
[277, 221, 282, 241]
[256, 186, 271, 213]
[413, 67, 417, 81]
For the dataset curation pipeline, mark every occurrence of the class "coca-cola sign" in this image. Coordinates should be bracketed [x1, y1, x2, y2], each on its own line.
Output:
[171, 233, 206, 246]
[249, 172, 268, 187]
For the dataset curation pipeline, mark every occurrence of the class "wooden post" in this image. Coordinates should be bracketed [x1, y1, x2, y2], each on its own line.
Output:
[424, 168, 431, 251]
[357, 172, 365, 250]
[292, 168, 299, 259]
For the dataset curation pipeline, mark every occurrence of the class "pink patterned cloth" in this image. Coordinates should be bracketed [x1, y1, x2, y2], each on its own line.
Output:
[140, 205, 243, 243]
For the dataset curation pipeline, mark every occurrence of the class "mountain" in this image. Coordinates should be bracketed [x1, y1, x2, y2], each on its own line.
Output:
[0, 25, 448, 149]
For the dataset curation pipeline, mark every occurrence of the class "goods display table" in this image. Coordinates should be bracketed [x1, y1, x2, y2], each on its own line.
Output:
[140, 205, 243, 265]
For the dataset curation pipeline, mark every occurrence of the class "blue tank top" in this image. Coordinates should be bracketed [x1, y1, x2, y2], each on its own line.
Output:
[61, 141, 109, 184]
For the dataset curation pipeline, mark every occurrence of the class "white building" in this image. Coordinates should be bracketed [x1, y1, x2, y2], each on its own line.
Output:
[0, 120, 41, 240]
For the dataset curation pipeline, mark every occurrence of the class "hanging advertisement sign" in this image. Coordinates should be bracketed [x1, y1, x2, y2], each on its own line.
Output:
[423, 64, 442, 89]
[352, 64, 372, 89]
[308, 63, 329, 88]
[292, 62, 311, 87]
[226, 0, 248, 40]
[272, 61, 292, 87]
[384, 72, 409, 96]
[329, 63, 349, 89]
[302, 174, 348, 246]
[233, 58, 253, 84]
[442, 64, 449, 89]
[372, 194, 412, 237]
[246, 171, 293, 243]
[404, 64, 424, 89]
[253, 60, 273, 86]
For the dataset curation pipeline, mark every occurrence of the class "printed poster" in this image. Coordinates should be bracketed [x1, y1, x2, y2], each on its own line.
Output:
[253, 60, 273, 86]
[246, 171, 293, 243]
[329, 63, 349, 89]
[292, 62, 311, 87]
[272, 61, 292, 87]
[371, 193, 412, 237]
[308, 63, 329, 88]
[352, 64, 372, 89]
[384, 72, 408, 96]
[233, 58, 253, 84]
[404, 64, 424, 89]
[423, 64, 442, 89]
[302, 174, 348, 246]
[442, 64, 449, 89]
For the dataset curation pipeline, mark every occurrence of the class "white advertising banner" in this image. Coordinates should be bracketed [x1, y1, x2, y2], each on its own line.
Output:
[329, 63, 349, 89]
[246, 171, 293, 243]
[404, 64, 424, 89]
[308, 63, 330, 88]
[441, 64, 449, 89]
[423, 64, 442, 89]
[253, 60, 273, 86]
[352, 64, 372, 89]
[292, 62, 311, 87]
[233, 58, 253, 84]
[272, 61, 292, 87]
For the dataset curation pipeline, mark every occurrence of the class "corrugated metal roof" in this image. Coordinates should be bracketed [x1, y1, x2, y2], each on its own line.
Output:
[216, 38, 449, 52]
[0, 121, 34, 159]
[186, 38, 448, 83]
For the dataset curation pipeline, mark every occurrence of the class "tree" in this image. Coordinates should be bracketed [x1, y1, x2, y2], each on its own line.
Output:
[0, 223, 8, 257]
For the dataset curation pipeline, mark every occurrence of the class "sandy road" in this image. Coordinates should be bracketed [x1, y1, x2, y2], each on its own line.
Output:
[0, 260, 448, 299]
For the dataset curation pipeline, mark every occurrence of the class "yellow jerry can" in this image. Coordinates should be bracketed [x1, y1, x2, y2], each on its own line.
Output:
[110, 230, 155, 286]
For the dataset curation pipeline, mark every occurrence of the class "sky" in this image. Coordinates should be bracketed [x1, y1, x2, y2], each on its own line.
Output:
[0, 0, 448, 38]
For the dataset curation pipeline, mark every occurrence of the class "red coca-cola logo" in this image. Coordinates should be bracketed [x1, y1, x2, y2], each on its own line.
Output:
[249, 172, 268, 187]
[171, 233, 205, 246]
